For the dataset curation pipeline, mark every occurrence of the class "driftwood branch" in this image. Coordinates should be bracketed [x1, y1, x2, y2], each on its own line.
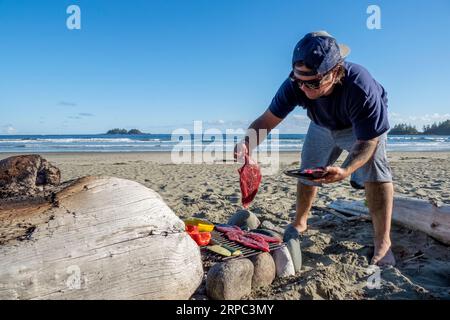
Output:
[329, 197, 450, 245]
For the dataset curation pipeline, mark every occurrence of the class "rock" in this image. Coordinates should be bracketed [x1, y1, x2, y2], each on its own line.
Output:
[206, 259, 254, 300]
[227, 210, 260, 230]
[308, 215, 321, 223]
[283, 223, 301, 242]
[0, 155, 60, 199]
[272, 246, 295, 278]
[227, 194, 240, 204]
[260, 220, 284, 234]
[415, 189, 427, 197]
[286, 238, 302, 273]
[250, 253, 276, 289]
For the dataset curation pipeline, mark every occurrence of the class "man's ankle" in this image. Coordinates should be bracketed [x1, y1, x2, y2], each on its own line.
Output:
[374, 237, 391, 249]
[292, 222, 307, 233]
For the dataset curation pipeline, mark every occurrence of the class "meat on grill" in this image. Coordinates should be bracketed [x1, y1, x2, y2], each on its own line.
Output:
[224, 232, 270, 252]
[215, 224, 244, 234]
[247, 232, 281, 244]
[215, 224, 273, 252]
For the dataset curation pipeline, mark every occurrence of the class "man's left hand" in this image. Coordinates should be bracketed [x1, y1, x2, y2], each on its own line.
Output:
[312, 166, 350, 184]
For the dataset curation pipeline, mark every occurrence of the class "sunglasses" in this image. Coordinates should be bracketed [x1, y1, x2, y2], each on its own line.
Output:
[289, 71, 328, 90]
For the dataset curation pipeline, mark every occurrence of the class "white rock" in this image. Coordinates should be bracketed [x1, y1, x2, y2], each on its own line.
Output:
[272, 246, 295, 278]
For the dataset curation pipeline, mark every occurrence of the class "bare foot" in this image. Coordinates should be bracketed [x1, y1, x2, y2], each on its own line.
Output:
[292, 222, 307, 233]
[283, 223, 306, 242]
[371, 244, 396, 267]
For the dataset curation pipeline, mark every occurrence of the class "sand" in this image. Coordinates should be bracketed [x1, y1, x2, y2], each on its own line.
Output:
[1, 151, 449, 300]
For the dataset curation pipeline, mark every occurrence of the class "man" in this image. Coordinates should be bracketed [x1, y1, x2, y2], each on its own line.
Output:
[235, 31, 395, 266]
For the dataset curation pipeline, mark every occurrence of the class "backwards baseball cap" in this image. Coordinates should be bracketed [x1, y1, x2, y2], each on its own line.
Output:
[292, 31, 350, 76]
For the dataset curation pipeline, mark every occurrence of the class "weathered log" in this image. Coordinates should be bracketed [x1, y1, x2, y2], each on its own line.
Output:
[0, 176, 203, 300]
[0, 155, 60, 200]
[329, 197, 450, 245]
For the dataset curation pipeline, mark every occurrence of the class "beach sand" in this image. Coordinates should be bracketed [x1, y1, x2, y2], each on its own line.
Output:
[1, 151, 449, 299]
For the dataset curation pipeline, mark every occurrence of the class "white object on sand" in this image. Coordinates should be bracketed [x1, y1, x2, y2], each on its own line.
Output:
[0, 176, 203, 300]
[272, 246, 295, 278]
[329, 196, 450, 245]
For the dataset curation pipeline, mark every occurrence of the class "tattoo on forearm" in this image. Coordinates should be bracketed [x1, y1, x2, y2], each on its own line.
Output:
[342, 139, 379, 172]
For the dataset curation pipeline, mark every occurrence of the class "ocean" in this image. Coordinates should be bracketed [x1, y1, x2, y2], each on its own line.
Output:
[0, 134, 449, 153]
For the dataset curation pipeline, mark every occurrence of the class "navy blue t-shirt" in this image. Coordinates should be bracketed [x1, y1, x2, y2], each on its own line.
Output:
[269, 61, 390, 141]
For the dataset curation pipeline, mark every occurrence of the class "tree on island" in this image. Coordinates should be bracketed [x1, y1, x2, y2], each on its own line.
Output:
[127, 129, 144, 135]
[389, 123, 419, 135]
[423, 120, 450, 135]
[106, 128, 144, 135]
[389, 119, 450, 135]
[106, 128, 128, 134]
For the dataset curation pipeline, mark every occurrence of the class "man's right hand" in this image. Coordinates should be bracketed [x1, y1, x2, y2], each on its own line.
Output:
[233, 141, 249, 163]
[233, 109, 282, 163]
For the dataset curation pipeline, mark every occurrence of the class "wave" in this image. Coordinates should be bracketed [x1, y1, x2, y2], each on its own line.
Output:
[0, 138, 137, 144]
[0, 134, 449, 153]
[388, 136, 449, 142]
[136, 138, 162, 142]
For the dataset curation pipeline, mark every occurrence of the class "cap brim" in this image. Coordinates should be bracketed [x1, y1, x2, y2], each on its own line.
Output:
[339, 44, 351, 59]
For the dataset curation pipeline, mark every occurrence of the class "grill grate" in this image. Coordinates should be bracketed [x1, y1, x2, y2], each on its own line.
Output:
[201, 230, 285, 262]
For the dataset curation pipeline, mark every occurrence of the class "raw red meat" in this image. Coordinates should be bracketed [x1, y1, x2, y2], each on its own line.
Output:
[247, 232, 281, 244]
[302, 167, 328, 178]
[238, 154, 262, 208]
[244, 232, 266, 243]
[215, 224, 244, 234]
[215, 224, 272, 252]
[225, 231, 242, 242]
[225, 233, 270, 252]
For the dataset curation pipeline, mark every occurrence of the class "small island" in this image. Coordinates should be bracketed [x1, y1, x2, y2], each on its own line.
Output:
[389, 120, 450, 135]
[106, 128, 146, 135]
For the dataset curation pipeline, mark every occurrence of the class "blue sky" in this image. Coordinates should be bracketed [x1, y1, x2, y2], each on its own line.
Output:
[1, 0, 449, 134]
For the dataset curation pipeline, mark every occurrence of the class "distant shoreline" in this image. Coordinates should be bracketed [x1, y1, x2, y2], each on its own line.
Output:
[1, 150, 448, 156]
[1, 133, 450, 137]
[388, 133, 450, 136]
[106, 129, 148, 135]
[1, 134, 449, 152]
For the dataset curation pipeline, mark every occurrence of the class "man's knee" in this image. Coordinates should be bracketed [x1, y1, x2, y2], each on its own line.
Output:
[364, 181, 394, 189]
[364, 182, 394, 207]
[297, 182, 318, 196]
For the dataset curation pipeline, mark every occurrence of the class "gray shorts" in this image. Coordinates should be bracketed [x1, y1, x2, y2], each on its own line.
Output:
[299, 122, 393, 189]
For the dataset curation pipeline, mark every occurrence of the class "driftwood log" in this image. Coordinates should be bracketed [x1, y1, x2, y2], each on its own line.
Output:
[0, 154, 60, 200]
[329, 197, 450, 245]
[0, 175, 203, 300]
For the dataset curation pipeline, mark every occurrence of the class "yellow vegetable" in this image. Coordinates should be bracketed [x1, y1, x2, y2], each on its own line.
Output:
[184, 218, 214, 232]
[209, 240, 242, 256]
[231, 250, 242, 256]
[221, 244, 242, 256]
[207, 245, 231, 257]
